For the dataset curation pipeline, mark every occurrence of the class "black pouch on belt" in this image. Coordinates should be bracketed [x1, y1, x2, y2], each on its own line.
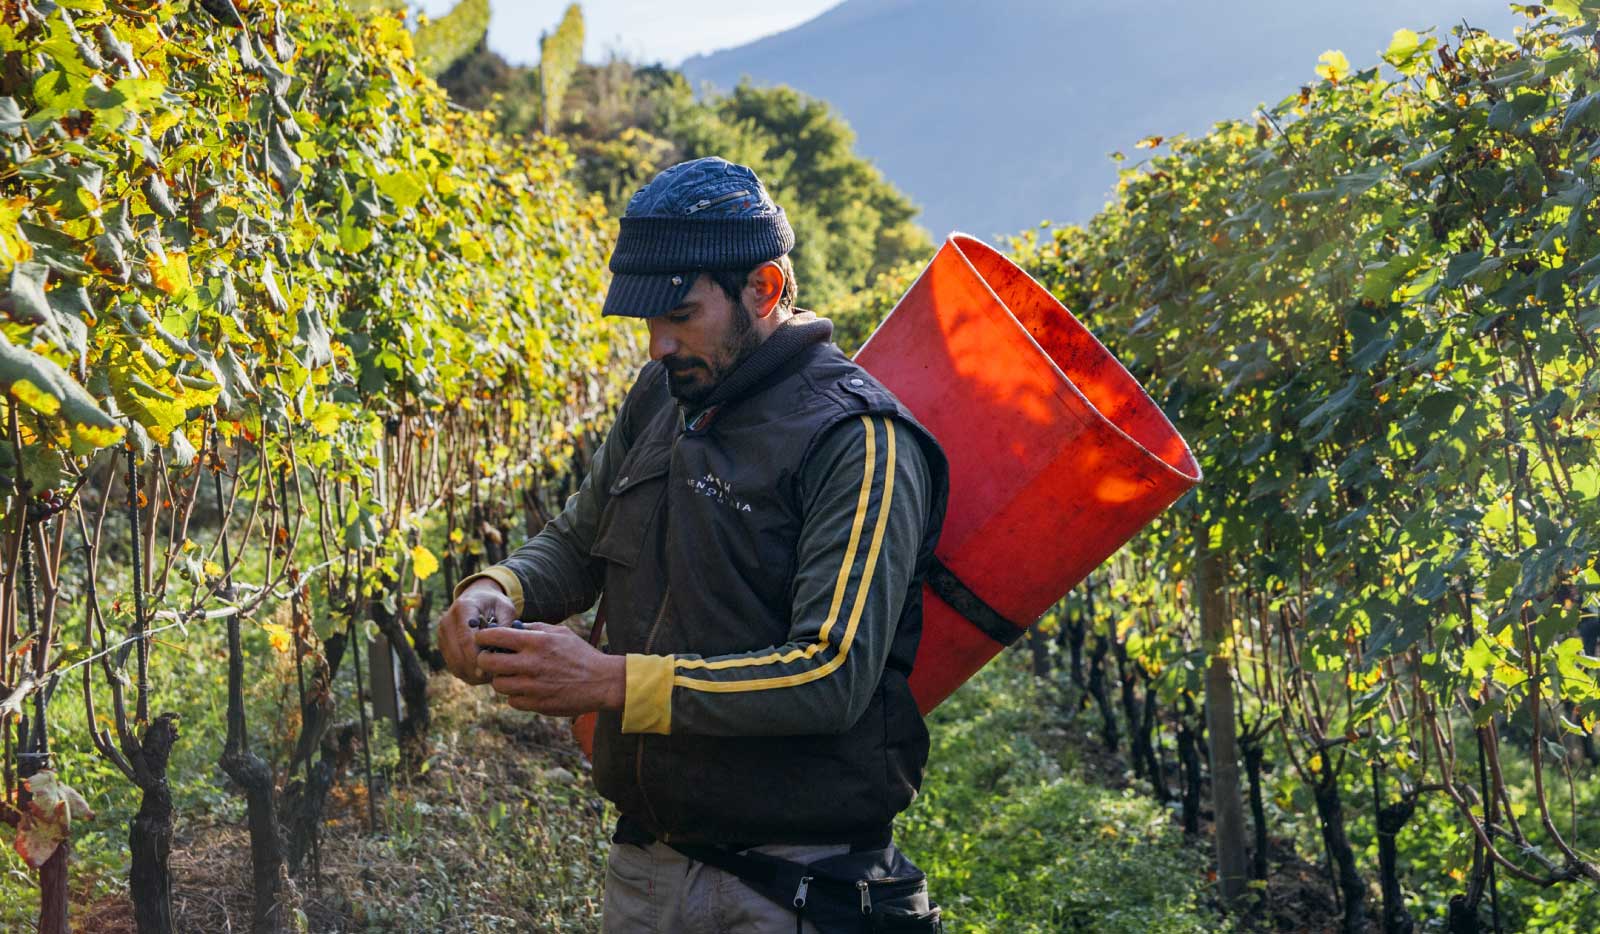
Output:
[668, 841, 943, 933]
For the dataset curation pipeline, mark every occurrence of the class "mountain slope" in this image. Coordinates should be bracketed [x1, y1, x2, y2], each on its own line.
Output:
[682, 0, 1526, 239]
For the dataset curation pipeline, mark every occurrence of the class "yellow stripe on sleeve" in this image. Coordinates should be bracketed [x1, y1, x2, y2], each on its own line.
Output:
[672, 416, 897, 693]
[622, 653, 674, 734]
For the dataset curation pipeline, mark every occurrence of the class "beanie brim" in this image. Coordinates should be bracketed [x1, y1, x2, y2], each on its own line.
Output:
[601, 269, 699, 319]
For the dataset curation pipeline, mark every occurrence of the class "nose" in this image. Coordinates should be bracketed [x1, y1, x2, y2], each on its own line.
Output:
[647, 318, 677, 361]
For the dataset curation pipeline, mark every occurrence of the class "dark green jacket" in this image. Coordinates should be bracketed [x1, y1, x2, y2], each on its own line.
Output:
[463, 313, 948, 844]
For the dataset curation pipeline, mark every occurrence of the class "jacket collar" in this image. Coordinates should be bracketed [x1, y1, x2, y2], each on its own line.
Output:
[695, 311, 833, 412]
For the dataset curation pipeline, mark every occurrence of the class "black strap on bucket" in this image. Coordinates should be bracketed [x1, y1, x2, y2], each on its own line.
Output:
[925, 557, 1023, 646]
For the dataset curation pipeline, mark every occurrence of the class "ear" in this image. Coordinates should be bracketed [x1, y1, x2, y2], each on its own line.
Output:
[746, 261, 786, 319]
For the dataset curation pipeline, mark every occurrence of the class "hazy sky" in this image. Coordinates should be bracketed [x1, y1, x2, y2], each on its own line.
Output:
[414, 0, 842, 66]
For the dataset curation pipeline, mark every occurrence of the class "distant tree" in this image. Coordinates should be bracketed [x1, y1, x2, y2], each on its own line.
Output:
[414, 0, 490, 78]
[430, 27, 931, 310]
[669, 82, 930, 307]
[563, 59, 693, 146]
[559, 60, 694, 210]
[540, 4, 585, 135]
[436, 39, 543, 139]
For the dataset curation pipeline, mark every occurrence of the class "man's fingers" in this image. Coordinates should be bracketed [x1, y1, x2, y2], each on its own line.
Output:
[491, 675, 540, 695]
[438, 602, 491, 684]
[436, 606, 466, 675]
[436, 605, 466, 671]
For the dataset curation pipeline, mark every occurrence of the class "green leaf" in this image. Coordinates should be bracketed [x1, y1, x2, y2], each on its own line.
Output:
[1462, 638, 1495, 682]
[0, 96, 23, 137]
[1293, 476, 1331, 514]
[1471, 695, 1505, 728]
[1385, 28, 1420, 62]
[18, 444, 63, 493]
[268, 124, 302, 196]
[6, 261, 52, 325]
[141, 175, 177, 218]
[1484, 560, 1521, 597]
[0, 331, 123, 451]
[1562, 91, 1600, 133]
[1334, 166, 1387, 197]
[262, 261, 289, 314]
[1299, 376, 1360, 431]
[1444, 251, 1485, 288]
[1350, 335, 1396, 373]
[295, 299, 333, 370]
[375, 170, 427, 212]
[1549, 0, 1585, 21]
[1401, 147, 1449, 177]
[1488, 101, 1516, 132]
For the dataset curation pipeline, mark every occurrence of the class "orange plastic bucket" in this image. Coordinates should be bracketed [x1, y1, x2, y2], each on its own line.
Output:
[854, 233, 1201, 713]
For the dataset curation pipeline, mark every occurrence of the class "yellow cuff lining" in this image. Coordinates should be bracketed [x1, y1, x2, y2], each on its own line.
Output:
[453, 567, 525, 617]
[622, 654, 674, 735]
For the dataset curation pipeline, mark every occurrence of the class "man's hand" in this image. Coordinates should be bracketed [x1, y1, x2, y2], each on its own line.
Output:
[473, 623, 626, 716]
[436, 578, 514, 686]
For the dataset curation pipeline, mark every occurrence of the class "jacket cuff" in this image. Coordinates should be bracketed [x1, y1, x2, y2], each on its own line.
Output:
[453, 567, 524, 617]
[622, 654, 674, 735]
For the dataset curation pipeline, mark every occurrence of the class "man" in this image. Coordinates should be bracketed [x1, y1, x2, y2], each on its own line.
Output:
[436, 156, 948, 932]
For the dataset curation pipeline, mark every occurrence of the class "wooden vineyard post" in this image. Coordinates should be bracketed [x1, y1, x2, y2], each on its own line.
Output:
[368, 632, 400, 724]
[1199, 551, 1248, 903]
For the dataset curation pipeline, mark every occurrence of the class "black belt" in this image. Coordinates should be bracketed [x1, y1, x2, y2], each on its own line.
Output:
[613, 814, 892, 853]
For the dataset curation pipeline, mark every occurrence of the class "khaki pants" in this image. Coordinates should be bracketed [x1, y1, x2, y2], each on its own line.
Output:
[601, 840, 851, 934]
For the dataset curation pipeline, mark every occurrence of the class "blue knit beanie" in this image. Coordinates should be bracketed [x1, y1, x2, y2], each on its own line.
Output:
[601, 157, 795, 318]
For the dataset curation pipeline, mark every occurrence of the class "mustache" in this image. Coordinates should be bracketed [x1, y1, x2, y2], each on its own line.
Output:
[663, 355, 709, 374]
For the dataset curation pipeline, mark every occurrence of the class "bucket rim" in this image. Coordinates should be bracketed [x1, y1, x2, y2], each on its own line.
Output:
[867, 231, 1203, 487]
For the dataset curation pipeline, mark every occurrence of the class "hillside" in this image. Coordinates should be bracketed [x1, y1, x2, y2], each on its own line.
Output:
[682, 0, 1526, 238]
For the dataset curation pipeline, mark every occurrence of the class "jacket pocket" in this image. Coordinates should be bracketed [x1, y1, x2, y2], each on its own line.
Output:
[590, 442, 671, 569]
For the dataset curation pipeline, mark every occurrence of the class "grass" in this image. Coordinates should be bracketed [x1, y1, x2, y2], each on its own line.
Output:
[899, 654, 1229, 934]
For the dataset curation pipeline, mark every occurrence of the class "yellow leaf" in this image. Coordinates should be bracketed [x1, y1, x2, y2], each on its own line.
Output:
[203, 560, 224, 578]
[308, 400, 342, 436]
[148, 250, 192, 296]
[261, 622, 292, 654]
[10, 379, 60, 417]
[1315, 50, 1350, 84]
[0, 196, 31, 272]
[411, 545, 439, 580]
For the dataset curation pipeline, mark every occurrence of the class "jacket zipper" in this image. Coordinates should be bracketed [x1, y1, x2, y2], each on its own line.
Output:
[643, 585, 671, 654]
[634, 584, 671, 834]
[636, 412, 685, 837]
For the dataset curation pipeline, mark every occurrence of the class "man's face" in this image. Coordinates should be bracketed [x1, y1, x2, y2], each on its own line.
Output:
[647, 273, 762, 406]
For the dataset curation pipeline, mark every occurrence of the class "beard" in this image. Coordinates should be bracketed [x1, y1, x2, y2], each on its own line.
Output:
[663, 302, 762, 406]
